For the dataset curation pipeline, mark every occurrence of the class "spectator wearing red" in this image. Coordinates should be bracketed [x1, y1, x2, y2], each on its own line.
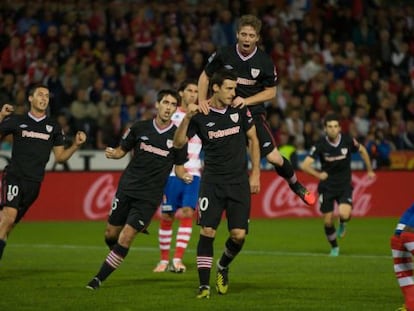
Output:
[1, 36, 26, 74]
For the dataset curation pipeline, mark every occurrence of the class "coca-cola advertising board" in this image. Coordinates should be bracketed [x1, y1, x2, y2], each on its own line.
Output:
[21, 171, 413, 221]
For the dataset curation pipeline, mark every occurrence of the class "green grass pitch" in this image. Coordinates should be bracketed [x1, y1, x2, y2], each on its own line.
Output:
[0, 217, 404, 311]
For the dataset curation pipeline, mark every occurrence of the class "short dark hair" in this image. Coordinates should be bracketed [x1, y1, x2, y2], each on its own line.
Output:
[157, 89, 181, 106]
[324, 112, 339, 125]
[178, 79, 197, 92]
[209, 69, 238, 91]
[28, 84, 49, 96]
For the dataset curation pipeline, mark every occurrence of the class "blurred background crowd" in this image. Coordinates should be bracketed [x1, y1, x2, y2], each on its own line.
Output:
[0, 0, 413, 169]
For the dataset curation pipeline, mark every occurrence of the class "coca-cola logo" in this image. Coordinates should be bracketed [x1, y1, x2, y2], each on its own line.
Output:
[84, 174, 117, 219]
[262, 175, 376, 217]
[351, 174, 376, 216]
[263, 178, 318, 217]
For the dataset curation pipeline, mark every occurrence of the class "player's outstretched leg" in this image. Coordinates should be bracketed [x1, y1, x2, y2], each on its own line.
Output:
[86, 244, 129, 290]
[272, 155, 315, 206]
[289, 181, 316, 206]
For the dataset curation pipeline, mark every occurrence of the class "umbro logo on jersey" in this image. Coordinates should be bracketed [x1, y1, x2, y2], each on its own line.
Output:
[206, 122, 215, 127]
[263, 142, 271, 148]
[46, 125, 53, 133]
[19, 124, 28, 128]
[225, 65, 233, 70]
[140, 136, 149, 140]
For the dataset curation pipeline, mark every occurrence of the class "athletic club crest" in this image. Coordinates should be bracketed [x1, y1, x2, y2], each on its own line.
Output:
[251, 68, 260, 78]
[46, 125, 53, 133]
[341, 148, 348, 155]
[230, 113, 239, 123]
[166, 139, 173, 148]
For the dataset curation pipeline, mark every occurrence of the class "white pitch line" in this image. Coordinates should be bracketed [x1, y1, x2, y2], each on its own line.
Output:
[9, 243, 392, 259]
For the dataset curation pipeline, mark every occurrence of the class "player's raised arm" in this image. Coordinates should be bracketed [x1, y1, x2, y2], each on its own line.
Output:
[173, 103, 199, 149]
[0, 104, 14, 122]
[197, 70, 210, 102]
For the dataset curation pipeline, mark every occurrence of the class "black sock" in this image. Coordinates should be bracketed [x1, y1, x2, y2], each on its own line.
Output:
[197, 234, 214, 287]
[105, 237, 117, 250]
[218, 238, 244, 269]
[324, 225, 338, 248]
[339, 217, 351, 224]
[0, 239, 6, 260]
[274, 156, 297, 184]
[95, 243, 129, 282]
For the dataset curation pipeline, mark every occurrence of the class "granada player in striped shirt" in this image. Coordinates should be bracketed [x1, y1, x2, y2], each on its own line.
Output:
[391, 202, 414, 311]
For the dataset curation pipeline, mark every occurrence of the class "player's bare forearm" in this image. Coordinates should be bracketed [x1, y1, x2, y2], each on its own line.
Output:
[359, 145, 376, 177]
[197, 71, 209, 101]
[247, 126, 261, 193]
[174, 165, 193, 184]
[301, 157, 326, 180]
[54, 131, 86, 163]
[244, 86, 276, 107]
[105, 146, 127, 159]
[174, 105, 199, 148]
[173, 117, 190, 149]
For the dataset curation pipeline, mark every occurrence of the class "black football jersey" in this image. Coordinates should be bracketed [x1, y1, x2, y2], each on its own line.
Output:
[0, 113, 65, 182]
[188, 106, 254, 184]
[308, 134, 360, 190]
[118, 119, 187, 203]
[204, 45, 277, 116]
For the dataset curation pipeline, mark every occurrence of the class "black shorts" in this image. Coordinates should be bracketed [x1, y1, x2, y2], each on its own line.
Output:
[253, 114, 276, 158]
[108, 190, 158, 233]
[0, 170, 41, 223]
[318, 184, 353, 214]
[197, 181, 251, 231]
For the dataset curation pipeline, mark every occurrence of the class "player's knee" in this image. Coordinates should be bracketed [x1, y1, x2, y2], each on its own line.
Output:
[230, 229, 246, 243]
[200, 226, 215, 238]
[180, 207, 194, 218]
[161, 213, 174, 221]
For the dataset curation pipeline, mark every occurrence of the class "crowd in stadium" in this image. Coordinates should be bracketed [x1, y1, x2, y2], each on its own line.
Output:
[0, 0, 413, 164]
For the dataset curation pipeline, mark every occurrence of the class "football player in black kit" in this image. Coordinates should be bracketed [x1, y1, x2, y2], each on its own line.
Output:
[198, 14, 315, 207]
[0, 84, 87, 261]
[86, 89, 192, 290]
[301, 113, 375, 256]
[174, 69, 261, 299]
